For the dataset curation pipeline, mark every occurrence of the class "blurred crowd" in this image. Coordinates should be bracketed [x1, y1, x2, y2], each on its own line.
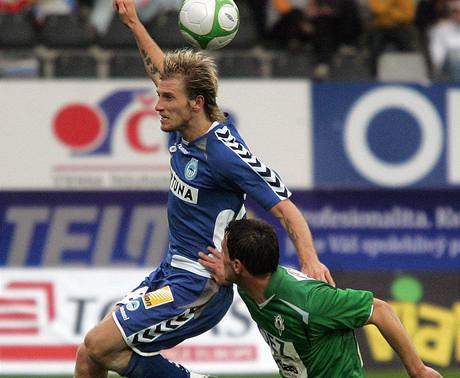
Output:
[1, 0, 460, 81]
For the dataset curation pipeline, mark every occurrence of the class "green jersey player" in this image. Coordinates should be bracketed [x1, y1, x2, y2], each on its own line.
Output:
[239, 267, 372, 377]
[199, 219, 442, 378]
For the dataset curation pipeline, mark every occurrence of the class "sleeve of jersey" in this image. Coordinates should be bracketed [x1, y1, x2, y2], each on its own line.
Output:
[305, 283, 374, 331]
[210, 127, 292, 210]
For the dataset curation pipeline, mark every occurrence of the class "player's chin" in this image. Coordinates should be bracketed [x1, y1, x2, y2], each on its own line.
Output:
[160, 120, 174, 132]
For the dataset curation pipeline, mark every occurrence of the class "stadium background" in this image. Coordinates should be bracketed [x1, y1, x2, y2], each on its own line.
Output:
[1, 1, 460, 377]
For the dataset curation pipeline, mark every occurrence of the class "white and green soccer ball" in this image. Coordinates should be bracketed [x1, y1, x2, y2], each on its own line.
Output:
[178, 0, 240, 50]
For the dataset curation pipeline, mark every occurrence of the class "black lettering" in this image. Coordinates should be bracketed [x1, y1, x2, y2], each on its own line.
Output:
[68, 297, 96, 335]
[184, 189, 193, 201]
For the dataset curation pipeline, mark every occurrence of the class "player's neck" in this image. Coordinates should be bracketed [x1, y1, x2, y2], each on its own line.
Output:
[181, 114, 213, 142]
[239, 274, 272, 305]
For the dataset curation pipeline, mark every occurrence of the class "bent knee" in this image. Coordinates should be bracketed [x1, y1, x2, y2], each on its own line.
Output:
[76, 342, 87, 360]
[83, 319, 127, 369]
[84, 329, 111, 364]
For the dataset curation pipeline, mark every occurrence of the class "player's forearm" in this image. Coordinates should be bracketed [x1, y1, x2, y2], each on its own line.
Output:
[114, 0, 164, 86]
[129, 22, 164, 87]
[368, 299, 425, 377]
[270, 200, 318, 268]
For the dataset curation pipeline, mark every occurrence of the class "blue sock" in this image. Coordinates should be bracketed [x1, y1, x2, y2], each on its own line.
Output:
[122, 352, 190, 378]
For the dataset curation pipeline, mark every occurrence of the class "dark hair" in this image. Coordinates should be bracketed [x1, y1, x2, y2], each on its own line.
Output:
[225, 219, 279, 276]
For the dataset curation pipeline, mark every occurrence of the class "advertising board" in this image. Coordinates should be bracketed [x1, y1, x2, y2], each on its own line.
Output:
[0, 269, 277, 375]
[313, 83, 460, 188]
[0, 80, 310, 190]
[3, 190, 459, 271]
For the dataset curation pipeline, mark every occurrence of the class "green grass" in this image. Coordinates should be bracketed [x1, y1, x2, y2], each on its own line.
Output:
[3, 371, 460, 378]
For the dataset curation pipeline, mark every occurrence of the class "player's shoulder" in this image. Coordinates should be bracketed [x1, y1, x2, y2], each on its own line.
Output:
[209, 115, 242, 141]
[273, 267, 319, 295]
[279, 266, 317, 284]
[207, 116, 246, 157]
[277, 267, 332, 303]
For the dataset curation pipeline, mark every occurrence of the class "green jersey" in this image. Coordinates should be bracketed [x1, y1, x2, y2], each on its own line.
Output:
[238, 266, 374, 378]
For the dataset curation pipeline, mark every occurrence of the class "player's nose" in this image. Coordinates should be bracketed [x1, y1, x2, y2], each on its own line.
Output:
[155, 99, 164, 112]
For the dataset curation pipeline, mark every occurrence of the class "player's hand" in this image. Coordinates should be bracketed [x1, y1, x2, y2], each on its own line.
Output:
[113, 0, 140, 29]
[198, 247, 231, 286]
[301, 261, 335, 287]
[411, 366, 443, 378]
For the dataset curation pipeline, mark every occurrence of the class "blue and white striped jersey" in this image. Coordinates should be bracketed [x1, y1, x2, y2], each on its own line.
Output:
[167, 116, 291, 277]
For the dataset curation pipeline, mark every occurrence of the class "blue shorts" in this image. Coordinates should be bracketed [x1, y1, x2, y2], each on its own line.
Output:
[113, 260, 234, 356]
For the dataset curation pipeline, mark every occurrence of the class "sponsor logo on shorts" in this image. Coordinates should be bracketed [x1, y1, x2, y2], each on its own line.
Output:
[170, 169, 198, 204]
[125, 300, 140, 311]
[142, 285, 174, 309]
[120, 306, 130, 320]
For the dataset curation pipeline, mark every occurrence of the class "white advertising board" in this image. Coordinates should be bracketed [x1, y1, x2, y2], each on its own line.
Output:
[0, 268, 278, 375]
[0, 80, 311, 190]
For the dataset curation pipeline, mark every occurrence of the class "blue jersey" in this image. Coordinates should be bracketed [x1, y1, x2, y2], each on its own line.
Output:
[166, 116, 291, 276]
[113, 116, 291, 356]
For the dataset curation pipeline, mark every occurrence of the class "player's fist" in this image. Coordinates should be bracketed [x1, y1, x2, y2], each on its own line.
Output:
[113, 0, 139, 29]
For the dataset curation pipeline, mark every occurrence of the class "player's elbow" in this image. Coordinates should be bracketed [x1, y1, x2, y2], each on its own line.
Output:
[368, 298, 394, 325]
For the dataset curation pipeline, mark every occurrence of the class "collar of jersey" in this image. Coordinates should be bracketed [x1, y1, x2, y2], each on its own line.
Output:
[261, 266, 284, 305]
[180, 121, 220, 145]
[257, 294, 276, 309]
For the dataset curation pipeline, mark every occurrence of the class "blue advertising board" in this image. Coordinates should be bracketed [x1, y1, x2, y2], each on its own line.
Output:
[0, 191, 168, 267]
[312, 83, 460, 188]
[1, 191, 460, 272]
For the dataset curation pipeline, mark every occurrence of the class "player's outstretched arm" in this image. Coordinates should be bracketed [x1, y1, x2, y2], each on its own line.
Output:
[113, 0, 164, 87]
[270, 199, 335, 286]
[367, 298, 442, 378]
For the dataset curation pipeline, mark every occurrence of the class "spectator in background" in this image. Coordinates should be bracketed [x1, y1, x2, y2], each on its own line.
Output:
[366, 0, 418, 79]
[266, 0, 362, 80]
[266, 0, 314, 49]
[90, 0, 182, 37]
[416, 0, 449, 76]
[243, 0, 269, 42]
[0, 0, 33, 13]
[429, 0, 460, 81]
[416, 0, 449, 35]
[32, 0, 77, 24]
[307, 0, 362, 79]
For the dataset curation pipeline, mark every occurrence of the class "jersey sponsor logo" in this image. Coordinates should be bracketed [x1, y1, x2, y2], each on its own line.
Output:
[185, 158, 198, 180]
[169, 143, 189, 155]
[142, 285, 174, 309]
[170, 168, 199, 204]
[215, 127, 291, 199]
[274, 314, 285, 336]
[177, 143, 190, 155]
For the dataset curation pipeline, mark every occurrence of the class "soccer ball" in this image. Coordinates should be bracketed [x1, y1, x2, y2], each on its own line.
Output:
[179, 0, 240, 50]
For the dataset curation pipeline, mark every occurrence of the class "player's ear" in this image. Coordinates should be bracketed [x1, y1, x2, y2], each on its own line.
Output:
[233, 259, 242, 274]
[191, 95, 205, 111]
